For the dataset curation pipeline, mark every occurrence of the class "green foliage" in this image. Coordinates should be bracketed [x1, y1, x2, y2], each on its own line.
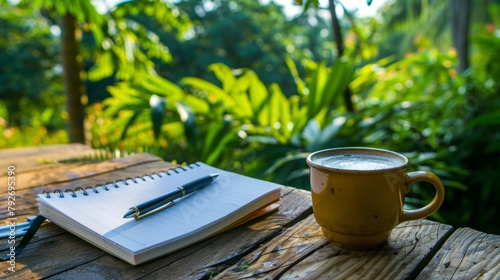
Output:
[0, 1, 64, 128]
[0, 1, 67, 148]
[0, 120, 68, 148]
[99, 72, 184, 145]
[77, 0, 190, 83]
[87, 0, 192, 81]
[442, 17, 500, 232]
[376, 0, 450, 59]
[155, 0, 335, 95]
[31, 0, 105, 42]
[95, 56, 356, 171]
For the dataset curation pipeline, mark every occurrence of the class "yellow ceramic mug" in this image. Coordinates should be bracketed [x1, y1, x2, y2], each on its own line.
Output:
[306, 147, 445, 250]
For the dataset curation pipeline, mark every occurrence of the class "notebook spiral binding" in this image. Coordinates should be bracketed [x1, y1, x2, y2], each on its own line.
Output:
[42, 162, 201, 198]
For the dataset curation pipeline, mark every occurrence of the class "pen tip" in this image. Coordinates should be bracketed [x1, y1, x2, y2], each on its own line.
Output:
[123, 209, 135, 219]
[211, 173, 219, 179]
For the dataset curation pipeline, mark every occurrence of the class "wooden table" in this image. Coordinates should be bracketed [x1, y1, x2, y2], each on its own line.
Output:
[1, 144, 499, 279]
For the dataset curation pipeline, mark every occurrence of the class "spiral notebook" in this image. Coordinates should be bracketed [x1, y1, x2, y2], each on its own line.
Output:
[37, 162, 282, 265]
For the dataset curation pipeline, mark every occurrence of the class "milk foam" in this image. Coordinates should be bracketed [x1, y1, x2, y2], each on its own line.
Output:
[315, 153, 403, 171]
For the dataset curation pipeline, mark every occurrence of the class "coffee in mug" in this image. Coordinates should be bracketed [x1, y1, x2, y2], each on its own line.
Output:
[306, 147, 445, 250]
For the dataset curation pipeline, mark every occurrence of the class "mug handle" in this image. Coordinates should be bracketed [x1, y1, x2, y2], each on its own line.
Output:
[399, 171, 445, 223]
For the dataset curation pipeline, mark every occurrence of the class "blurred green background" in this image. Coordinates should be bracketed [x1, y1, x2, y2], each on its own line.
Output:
[1, 0, 499, 234]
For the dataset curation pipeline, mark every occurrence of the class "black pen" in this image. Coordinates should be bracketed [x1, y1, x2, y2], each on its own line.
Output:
[123, 173, 219, 219]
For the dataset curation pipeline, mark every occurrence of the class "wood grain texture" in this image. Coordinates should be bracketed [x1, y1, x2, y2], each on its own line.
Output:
[2, 145, 499, 280]
[0, 222, 66, 252]
[0, 143, 89, 158]
[417, 227, 500, 280]
[5, 188, 312, 279]
[0, 226, 106, 280]
[0, 153, 162, 192]
[0, 144, 94, 175]
[216, 218, 453, 280]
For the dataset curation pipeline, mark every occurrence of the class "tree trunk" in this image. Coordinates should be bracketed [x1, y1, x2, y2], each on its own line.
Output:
[329, 0, 344, 57]
[61, 13, 85, 143]
[451, 0, 472, 73]
[328, 0, 354, 112]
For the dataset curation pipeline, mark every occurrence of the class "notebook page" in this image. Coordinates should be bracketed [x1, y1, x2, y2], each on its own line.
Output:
[37, 162, 282, 258]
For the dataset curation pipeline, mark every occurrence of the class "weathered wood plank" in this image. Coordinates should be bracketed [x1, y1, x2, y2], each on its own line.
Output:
[0, 225, 107, 279]
[27, 188, 312, 279]
[0, 188, 38, 224]
[215, 212, 324, 279]
[0, 222, 66, 252]
[0, 143, 89, 158]
[216, 217, 453, 279]
[416, 227, 500, 280]
[0, 144, 95, 175]
[0, 153, 162, 194]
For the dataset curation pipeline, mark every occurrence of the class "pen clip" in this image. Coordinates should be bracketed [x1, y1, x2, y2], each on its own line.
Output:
[131, 201, 176, 220]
